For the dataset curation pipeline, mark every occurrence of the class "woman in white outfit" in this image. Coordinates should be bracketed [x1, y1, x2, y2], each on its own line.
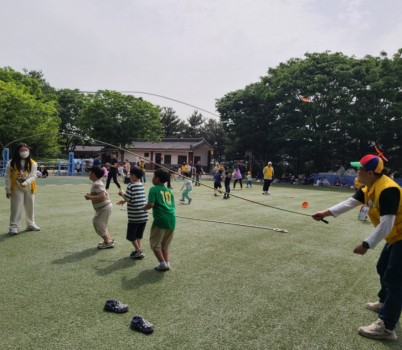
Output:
[5, 143, 40, 235]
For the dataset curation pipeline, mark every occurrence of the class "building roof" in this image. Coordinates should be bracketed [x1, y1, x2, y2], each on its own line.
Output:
[128, 138, 212, 151]
[74, 145, 103, 152]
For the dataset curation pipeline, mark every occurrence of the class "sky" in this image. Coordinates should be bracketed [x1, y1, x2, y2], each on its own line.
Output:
[1, 0, 402, 120]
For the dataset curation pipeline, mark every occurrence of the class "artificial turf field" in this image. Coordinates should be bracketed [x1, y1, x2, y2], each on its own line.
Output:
[0, 174, 401, 350]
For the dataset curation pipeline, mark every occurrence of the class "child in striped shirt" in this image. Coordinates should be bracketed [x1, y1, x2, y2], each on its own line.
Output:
[117, 166, 148, 259]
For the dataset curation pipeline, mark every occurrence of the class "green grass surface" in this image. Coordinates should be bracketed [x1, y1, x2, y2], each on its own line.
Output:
[0, 175, 401, 349]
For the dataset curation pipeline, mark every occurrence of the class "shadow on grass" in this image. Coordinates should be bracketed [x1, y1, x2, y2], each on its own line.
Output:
[94, 257, 136, 276]
[0, 230, 35, 242]
[121, 269, 165, 290]
[0, 232, 13, 242]
[52, 247, 99, 264]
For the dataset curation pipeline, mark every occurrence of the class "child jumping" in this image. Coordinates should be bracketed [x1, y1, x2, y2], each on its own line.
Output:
[85, 165, 115, 249]
[179, 171, 193, 204]
[117, 166, 148, 259]
[143, 168, 176, 271]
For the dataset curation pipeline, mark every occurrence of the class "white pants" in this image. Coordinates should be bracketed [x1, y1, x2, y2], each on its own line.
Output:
[9, 188, 36, 229]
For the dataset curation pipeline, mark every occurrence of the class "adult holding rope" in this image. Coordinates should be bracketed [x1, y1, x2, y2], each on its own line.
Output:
[4, 143, 41, 235]
[312, 154, 402, 341]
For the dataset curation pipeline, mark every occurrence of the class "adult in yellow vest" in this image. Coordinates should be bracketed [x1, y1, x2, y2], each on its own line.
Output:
[4, 143, 41, 235]
[312, 154, 402, 341]
[262, 161, 274, 195]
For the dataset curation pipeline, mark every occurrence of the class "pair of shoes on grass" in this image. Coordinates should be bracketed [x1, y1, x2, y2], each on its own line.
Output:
[129, 250, 145, 259]
[9, 225, 41, 235]
[104, 300, 154, 334]
[154, 262, 170, 271]
[97, 239, 115, 249]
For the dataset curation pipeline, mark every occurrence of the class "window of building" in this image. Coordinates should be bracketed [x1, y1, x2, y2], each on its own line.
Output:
[144, 152, 149, 157]
[164, 155, 171, 164]
[178, 155, 187, 165]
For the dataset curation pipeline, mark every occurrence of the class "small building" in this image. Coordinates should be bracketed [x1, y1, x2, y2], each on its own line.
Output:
[73, 138, 213, 170]
[125, 138, 213, 170]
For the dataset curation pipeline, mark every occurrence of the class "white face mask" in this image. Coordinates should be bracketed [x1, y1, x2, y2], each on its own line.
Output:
[19, 151, 30, 159]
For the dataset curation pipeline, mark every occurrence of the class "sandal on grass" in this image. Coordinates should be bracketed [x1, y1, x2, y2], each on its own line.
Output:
[130, 316, 154, 334]
[103, 300, 129, 313]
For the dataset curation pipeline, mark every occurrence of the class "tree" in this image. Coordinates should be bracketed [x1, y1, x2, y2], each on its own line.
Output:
[0, 67, 60, 156]
[56, 89, 89, 152]
[0, 80, 60, 154]
[200, 118, 225, 161]
[79, 90, 163, 151]
[160, 107, 188, 137]
[186, 111, 205, 137]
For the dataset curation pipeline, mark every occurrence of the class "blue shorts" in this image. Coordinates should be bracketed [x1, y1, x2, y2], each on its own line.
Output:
[126, 222, 147, 242]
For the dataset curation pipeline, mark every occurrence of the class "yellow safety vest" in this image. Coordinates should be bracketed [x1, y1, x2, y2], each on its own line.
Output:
[362, 175, 402, 244]
[263, 166, 274, 179]
[10, 161, 37, 193]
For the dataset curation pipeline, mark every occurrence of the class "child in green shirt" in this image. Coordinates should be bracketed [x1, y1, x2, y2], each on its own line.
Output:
[143, 168, 176, 271]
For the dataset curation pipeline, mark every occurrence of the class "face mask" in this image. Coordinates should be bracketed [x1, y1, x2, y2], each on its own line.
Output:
[19, 151, 30, 159]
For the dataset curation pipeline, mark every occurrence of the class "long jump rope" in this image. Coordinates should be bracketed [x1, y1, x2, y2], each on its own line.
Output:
[3, 132, 329, 233]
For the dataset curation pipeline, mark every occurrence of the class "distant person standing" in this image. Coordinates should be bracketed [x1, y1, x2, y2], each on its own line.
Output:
[246, 171, 253, 188]
[106, 152, 121, 190]
[139, 158, 146, 183]
[232, 165, 243, 189]
[262, 161, 274, 195]
[223, 171, 231, 199]
[195, 161, 204, 186]
[124, 159, 131, 184]
[214, 169, 223, 196]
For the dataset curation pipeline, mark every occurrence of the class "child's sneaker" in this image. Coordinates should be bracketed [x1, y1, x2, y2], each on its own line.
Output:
[154, 262, 170, 271]
[104, 300, 129, 313]
[179, 199, 185, 202]
[9, 227, 18, 235]
[98, 240, 115, 249]
[188, 198, 192, 205]
[26, 225, 41, 231]
[132, 250, 145, 259]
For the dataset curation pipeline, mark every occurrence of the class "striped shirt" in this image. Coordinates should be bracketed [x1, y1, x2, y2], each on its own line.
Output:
[90, 179, 112, 210]
[124, 182, 148, 223]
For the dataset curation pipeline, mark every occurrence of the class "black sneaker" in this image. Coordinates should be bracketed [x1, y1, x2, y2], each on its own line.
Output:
[130, 316, 154, 334]
[104, 300, 129, 313]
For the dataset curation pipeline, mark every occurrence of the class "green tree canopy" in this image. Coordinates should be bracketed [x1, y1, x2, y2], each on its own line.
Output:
[160, 107, 188, 137]
[79, 90, 163, 149]
[217, 50, 402, 174]
[0, 68, 60, 156]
